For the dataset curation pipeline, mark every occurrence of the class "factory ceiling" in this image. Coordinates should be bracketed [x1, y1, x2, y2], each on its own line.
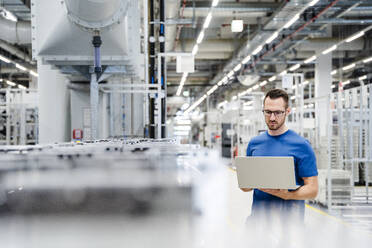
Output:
[1, 0, 372, 112]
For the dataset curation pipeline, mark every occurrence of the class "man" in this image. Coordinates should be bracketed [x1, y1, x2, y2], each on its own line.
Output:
[241, 89, 318, 223]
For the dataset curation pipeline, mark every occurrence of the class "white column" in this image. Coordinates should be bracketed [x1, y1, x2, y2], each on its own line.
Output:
[315, 53, 332, 137]
[38, 61, 71, 144]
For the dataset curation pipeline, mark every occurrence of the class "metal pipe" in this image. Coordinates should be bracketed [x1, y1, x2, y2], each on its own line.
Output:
[149, 0, 155, 138]
[0, 19, 31, 44]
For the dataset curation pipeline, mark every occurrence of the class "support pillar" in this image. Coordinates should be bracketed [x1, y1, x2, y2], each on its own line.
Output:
[315, 53, 332, 137]
[38, 61, 70, 144]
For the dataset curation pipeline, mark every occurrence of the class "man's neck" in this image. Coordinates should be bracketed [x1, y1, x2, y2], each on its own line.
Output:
[268, 125, 289, 136]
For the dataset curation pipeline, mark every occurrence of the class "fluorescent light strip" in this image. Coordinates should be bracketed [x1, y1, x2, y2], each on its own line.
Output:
[212, 0, 219, 7]
[331, 70, 337, 75]
[29, 70, 39, 77]
[260, 80, 267, 87]
[18, 84, 26, 89]
[343, 80, 351, 85]
[203, 12, 213, 29]
[265, 31, 279, 44]
[363, 57, 372, 63]
[289, 64, 301, 72]
[233, 63, 242, 72]
[342, 63, 356, 71]
[322, 45, 337, 55]
[269, 76, 276, 82]
[227, 70, 234, 78]
[242, 55, 251, 64]
[331, 85, 335, 89]
[6, 80, 16, 86]
[303, 80, 309, 85]
[304, 55, 316, 64]
[15, 63, 27, 71]
[284, 13, 300, 29]
[0, 55, 11, 63]
[279, 70, 287, 76]
[232, 96, 237, 101]
[196, 31, 205, 44]
[252, 84, 259, 90]
[252, 45, 263, 55]
[359, 75, 367, 81]
[346, 31, 365, 43]
[308, 0, 320, 7]
[192, 44, 199, 55]
[290, 96, 296, 100]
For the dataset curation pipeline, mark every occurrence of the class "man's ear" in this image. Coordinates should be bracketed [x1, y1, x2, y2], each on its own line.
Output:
[286, 107, 291, 115]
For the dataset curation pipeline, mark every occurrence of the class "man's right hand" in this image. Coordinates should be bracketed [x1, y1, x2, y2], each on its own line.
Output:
[240, 188, 253, 192]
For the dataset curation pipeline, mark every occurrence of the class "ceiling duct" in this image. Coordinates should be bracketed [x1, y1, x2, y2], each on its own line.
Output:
[0, 18, 31, 44]
[64, 0, 129, 30]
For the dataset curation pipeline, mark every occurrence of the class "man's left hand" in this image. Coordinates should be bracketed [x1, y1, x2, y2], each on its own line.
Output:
[259, 189, 292, 200]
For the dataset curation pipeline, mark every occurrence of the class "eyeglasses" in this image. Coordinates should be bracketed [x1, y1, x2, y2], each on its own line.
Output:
[262, 110, 286, 117]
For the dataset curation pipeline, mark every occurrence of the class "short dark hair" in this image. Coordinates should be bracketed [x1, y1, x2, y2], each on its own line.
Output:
[264, 89, 289, 109]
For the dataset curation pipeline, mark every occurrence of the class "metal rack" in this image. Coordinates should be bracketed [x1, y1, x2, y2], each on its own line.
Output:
[0, 89, 38, 145]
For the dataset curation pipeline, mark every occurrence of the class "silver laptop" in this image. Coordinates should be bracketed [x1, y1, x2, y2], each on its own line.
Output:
[235, 156, 299, 190]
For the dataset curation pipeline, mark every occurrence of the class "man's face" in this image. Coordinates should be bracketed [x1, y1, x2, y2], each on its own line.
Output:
[263, 97, 290, 131]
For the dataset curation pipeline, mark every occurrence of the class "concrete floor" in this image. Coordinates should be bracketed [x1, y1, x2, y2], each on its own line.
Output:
[0, 162, 371, 248]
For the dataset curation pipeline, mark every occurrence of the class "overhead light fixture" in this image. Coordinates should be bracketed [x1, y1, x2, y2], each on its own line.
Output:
[290, 96, 296, 100]
[6, 80, 16, 86]
[363, 57, 372, 63]
[15, 63, 27, 71]
[260, 80, 267, 87]
[279, 70, 287, 76]
[233, 63, 242, 72]
[217, 80, 223, 86]
[252, 84, 259, 90]
[227, 70, 234, 78]
[212, 0, 219, 7]
[29, 70, 39, 77]
[252, 45, 263, 55]
[242, 55, 251, 64]
[343, 80, 351, 85]
[342, 63, 356, 71]
[331, 70, 337, 75]
[18, 84, 26, 89]
[346, 31, 365, 43]
[196, 31, 205, 44]
[322, 45, 337, 55]
[289, 64, 301, 72]
[0, 55, 11, 63]
[303, 80, 309, 85]
[247, 88, 252, 93]
[359, 75, 367, 81]
[231, 20, 244, 33]
[232, 95, 238, 101]
[304, 55, 317, 64]
[269, 76, 276, 82]
[308, 0, 320, 7]
[0, 79, 2, 82]
[331, 85, 335, 89]
[192, 44, 199, 55]
[176, 72, 188, 96]
[203, 12, 213, 29]
[266, 31, 279, 44]
[283, 13, 300, 29]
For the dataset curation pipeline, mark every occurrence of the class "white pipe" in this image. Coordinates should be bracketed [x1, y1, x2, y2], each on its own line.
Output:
[0, 18, 31, 44]
[0, 40, 32, 63]
[165, 0, 181, 53]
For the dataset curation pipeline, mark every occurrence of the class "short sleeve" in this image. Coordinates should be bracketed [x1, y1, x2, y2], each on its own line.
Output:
[246, 141, 253, 156]
[297, 140, 318, 178]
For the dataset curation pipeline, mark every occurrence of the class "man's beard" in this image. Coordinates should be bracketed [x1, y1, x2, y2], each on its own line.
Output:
[266, 119, 285, 131]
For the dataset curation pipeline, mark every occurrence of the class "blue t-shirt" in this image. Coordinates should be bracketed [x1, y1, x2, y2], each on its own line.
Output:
[246, 129, 318, 219]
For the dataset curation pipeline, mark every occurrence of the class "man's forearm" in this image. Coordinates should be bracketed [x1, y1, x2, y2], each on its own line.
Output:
[288, 184, 318, 200]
